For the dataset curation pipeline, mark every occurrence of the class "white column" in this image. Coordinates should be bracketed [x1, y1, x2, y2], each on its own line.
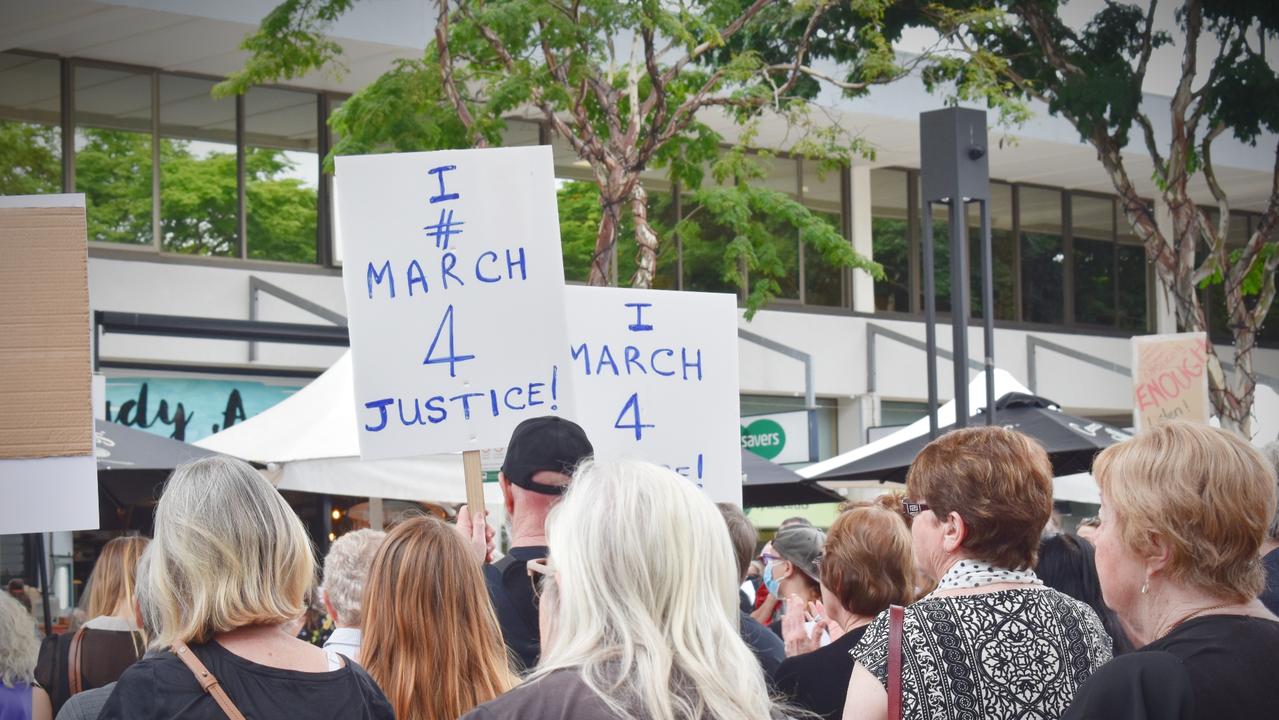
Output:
[850, 165, 876, 313]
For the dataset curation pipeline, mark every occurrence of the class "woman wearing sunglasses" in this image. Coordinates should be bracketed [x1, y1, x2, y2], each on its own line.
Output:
[842, 426, 1113, 720]
[463, 459, 787, 720]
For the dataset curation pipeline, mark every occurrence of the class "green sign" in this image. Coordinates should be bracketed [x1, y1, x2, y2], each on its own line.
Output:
[741, 418, 786, 460]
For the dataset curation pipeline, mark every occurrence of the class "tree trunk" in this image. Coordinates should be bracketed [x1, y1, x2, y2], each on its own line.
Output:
[588, 198, 620, 286]
[630, 182, 659, 288]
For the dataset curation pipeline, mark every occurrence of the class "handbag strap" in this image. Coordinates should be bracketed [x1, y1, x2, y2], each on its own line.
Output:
[67, 626, 87, 695]
[887, 604, 905, 720]
[172, 642, 247, 720]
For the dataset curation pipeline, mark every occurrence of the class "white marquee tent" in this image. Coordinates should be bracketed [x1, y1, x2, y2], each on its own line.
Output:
[197, 352, 502, 505]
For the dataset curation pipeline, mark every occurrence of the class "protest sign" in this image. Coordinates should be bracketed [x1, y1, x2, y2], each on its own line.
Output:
[565, 286, 742, 504]
[0, 194, 98, 534]
[335, 147, 576, 467]
[1132, 332, 1210, 430]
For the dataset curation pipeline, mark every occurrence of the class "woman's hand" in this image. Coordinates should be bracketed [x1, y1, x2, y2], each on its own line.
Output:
[456, 505, 495, 564]
[782, 594, 822, 657]
[808, 599, 845, 641]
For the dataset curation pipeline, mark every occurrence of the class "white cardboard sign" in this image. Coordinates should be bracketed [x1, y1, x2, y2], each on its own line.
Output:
[336, 147, 576, 459]
[565, 286, 742, 504]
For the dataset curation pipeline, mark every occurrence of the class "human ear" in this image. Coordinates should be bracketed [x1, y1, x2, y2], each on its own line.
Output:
[941, 511, 968, 554]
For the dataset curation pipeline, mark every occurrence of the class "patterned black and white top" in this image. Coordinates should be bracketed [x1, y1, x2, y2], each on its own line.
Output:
[851, 587, 1113, 720]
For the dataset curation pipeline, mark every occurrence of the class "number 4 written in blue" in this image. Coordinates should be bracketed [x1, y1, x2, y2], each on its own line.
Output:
[424, 304, 475, 377]
[614, 392, 654, 440]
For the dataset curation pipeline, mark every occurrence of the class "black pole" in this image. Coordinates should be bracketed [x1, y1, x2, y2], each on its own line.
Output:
[979, 199, 996, 425]
[34, 533, 52, 636]
[921, 201, 939, 439]
[949, 198, 970, 428]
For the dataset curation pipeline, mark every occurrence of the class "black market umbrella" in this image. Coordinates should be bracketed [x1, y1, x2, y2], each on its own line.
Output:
[95, 419, 220, 509]
[741, 449, 844, 508]
[810, 393, 1132, 486]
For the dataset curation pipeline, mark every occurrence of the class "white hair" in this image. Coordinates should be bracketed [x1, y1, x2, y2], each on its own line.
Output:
[1263, 441, 1279, 540]
[0, 594, 38, 687]
[321, 528, 385, 626]
[534, 459, 784, 720]
[138, 455, 316, 648]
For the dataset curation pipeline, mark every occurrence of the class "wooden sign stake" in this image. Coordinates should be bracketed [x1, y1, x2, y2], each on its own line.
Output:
[462, 449, 486, 528]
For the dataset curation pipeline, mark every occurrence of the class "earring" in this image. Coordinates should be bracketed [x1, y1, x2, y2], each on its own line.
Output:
[1140, 580, 1149, 595]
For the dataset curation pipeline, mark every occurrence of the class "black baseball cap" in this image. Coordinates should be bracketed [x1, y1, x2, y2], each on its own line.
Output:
[500, 416, 594, 495]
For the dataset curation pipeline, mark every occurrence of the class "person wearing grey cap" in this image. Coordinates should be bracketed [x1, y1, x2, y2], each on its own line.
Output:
[763, 524, 826, 638]
[471, 415, 593, 673]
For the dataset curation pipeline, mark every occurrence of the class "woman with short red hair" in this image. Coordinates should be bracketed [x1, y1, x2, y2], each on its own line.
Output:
[843, 426, 1113, 720]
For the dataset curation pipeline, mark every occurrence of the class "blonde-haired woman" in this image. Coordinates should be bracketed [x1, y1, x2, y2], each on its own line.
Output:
[1064, 422, 1279, 720]
[97, 456, 393, 720]
[0, 593, 52, 720]
[35, 536, 147, 715]
[463, 459, 787, 720]
[359, 515, 516, 719]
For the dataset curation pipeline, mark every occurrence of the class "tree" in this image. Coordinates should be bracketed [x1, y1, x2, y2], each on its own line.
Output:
[930, 0, 1279, 436]
[214, 0, 961, 311]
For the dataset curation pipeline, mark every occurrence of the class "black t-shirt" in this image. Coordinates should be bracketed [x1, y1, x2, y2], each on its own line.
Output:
[1063, 615, 1279, 720]
[484, 545, 547, 673]
[1260, 548, 1279, 615]
[774, 625, 866, 720]
[95, 640, 394, 720]
[739, 611, 785, 680]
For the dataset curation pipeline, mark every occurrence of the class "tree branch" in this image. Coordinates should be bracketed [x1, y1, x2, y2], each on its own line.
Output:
[659, 0, 773, 86]
[434, 0, 488, 147]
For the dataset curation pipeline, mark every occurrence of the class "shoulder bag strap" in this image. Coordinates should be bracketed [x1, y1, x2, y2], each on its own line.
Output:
[172, 642, 247, 720]
[887, 604, 905, 720]
[67, 627, 87, 695]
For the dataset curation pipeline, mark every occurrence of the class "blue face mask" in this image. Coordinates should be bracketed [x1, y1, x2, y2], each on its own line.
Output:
[762, 561, 783, 597]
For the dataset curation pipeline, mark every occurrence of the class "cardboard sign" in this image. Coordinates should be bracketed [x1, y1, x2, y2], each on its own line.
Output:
[0, 194, 98, 533]
[565, 286, 742, 504]
[741, 410, 811, 464]
[336, 147, 575, 459]
[1132, 332, 1210, 430]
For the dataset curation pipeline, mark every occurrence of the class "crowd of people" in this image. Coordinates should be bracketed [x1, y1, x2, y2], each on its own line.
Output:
[1, 417, 1278, 720]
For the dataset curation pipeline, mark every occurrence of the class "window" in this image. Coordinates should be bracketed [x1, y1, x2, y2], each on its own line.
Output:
[1020, 186, 1065, 324]
[159, 74, 237, 256]
[1115, 208, 1149, 332]
[0, 53, 61, 195]
[925, 200, 954, 314]
[75, 64, 153, 245]
[756, 155, 801, 300]
[870, 169, 911, 312]
[1072, 194, 1116, 326]
[802, 160, 845, 307]
[968, 182, 1016, 321]
[739, 395, 839, 463]
[244, 86, 318, 263]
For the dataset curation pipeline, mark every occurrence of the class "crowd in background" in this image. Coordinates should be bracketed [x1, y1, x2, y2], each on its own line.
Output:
[2, 417, 1278, 720]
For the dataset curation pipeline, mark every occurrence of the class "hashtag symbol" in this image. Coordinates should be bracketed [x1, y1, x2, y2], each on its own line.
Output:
[424, 207, 464, 250]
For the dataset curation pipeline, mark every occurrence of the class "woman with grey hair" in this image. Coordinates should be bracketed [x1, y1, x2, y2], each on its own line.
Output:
[96, 456, 394, 720]
[1258, 441, 1279, 614]
[463, 459, 788, 720]
[0, 593, 52, 719]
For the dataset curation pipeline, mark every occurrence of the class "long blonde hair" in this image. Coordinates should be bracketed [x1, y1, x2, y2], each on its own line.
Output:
[535, 460, 783, 720]
[84, 536, 149, 619]
[359, 516, 516, 720]
[138, 456, 315, 648]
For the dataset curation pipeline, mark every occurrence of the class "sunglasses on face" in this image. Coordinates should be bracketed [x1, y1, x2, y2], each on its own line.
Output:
[902, 499, 931, 518]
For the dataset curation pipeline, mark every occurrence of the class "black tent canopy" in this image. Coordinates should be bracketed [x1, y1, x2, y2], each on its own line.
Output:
[741, 449, 843, 507]
[811, 393, 1130, 485]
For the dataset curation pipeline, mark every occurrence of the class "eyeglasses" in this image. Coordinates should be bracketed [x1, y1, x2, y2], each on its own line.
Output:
[902, 499, 930, 518]
[759, 553, 782, 565]
[526, 558, 553, 601]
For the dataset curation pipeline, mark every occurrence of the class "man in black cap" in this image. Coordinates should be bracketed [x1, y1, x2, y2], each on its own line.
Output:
[480, 415, 593, 672]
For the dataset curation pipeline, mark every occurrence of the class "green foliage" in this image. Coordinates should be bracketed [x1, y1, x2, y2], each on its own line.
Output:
[224, 0, 903, 311]
[0, 121, 60, 195]
[0, 120, 316, 260]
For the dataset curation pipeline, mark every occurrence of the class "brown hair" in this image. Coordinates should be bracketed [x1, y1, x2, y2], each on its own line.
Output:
[716, 503, 758, 583]
[907, 426, 1053, 570]
[85, 536, 149, 619]
[359, 516, 517, 720]
[821, 505, 915, 616]
[1093, 421, 1276, 603]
